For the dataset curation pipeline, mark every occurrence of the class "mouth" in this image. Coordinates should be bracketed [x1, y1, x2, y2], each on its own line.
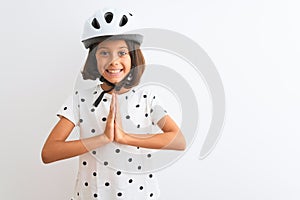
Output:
[105, 69, 124, 74]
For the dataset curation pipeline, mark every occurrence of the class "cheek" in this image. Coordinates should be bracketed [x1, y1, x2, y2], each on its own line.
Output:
[125, 57, 132, 69]
[95, 58, 106, 73]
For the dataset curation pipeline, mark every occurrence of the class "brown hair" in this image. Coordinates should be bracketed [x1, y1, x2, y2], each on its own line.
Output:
[81, 37, 145, 89]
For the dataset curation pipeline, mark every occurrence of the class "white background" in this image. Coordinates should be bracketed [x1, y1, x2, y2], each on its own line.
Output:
[1, 0, 300, 199]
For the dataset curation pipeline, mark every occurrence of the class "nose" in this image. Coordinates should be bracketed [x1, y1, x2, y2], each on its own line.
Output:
[110, 53, 121, 66]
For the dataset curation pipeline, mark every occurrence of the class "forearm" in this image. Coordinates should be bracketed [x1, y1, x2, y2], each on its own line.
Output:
[42, 134, 110, 164]
[119, 131, 186, 150]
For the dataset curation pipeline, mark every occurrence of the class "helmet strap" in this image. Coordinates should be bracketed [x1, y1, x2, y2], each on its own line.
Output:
[93, 68, 134, 107]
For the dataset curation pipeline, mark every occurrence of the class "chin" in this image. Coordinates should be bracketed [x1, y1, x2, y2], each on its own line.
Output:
[103, 76, 124, 84]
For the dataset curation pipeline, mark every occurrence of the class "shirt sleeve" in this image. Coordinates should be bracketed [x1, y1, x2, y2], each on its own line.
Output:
[56, 93, 79, 126]
[149, 92, 167, 124]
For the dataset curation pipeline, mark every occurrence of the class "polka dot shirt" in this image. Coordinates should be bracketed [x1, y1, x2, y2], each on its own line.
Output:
[57, 85, 167, 200]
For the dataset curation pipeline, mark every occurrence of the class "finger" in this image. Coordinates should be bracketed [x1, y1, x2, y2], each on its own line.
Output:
[110, 93, 115, 110]
[109, 93, 115, 118]
[112, 93, 116, 116]
[114, 95, 123, 130]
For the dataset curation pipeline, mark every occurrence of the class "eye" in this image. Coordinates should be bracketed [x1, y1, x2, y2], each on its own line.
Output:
[118, 50, 128, 56]
[98, 51, 110, 56]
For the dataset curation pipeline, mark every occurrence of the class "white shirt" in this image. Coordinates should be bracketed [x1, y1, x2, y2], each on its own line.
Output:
[57, 85, 167, 200]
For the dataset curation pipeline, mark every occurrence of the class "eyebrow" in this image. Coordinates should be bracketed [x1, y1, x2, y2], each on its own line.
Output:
[97, 46, 128, 50]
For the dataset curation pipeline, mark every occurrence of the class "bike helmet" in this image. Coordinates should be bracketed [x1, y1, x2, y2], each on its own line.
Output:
[81, 8, 143, 49]
[81, 8, 145, 107]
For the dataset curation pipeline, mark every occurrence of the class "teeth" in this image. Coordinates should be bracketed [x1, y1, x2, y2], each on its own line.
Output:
[107, 69, 122, 74]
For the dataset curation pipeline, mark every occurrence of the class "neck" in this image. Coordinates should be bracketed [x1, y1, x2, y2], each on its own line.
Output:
[100, 83, 130, 94]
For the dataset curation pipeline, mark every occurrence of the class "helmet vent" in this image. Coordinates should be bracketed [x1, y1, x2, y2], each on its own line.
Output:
[91, 18, 100, 29]
[119, 15, 128, 27]
[104, 12, 113, 23]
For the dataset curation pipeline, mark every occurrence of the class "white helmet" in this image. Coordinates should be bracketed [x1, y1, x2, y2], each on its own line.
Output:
[81, 8, 143, 48]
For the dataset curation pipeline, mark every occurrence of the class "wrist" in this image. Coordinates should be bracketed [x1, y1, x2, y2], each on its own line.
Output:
[101, 134, 113, 144]
[115, 132, 127, 144]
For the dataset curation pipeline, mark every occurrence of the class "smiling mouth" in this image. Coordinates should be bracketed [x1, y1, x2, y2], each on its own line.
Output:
[106, 69, 123, 74]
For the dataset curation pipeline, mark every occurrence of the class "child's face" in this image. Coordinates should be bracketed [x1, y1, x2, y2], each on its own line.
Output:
[95, 40, 131, 84]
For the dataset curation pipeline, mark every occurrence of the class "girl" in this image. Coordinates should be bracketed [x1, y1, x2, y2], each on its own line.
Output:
[41, 8, 186, 200]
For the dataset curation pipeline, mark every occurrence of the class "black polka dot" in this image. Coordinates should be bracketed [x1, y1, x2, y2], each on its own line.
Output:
[93, 91, 97, 95]
[81, 98, 85, 102]
[93, 172, 97, 176]
[152, 122, 155, 125]
[143, 95, 147, 98]
[105, 182, 110, 186]
[91, 108, 95, 112]
[139, 186, 144, 190]
[147, 154, 152, 158]
[137, 147, 140, 149]
[125, 96, 128, 100]
[64, 107, 67, 110]
[78, 104, 80, 108]
[150, 193, 154, 197]
[102, 117, 107, 122]
[132, 89, 135, 93]
[115, 149, 120, 153]
[126, 115, 130, 119]
[136, 104, 140, 108]
[117, 192, 122, 197]
[82, 161, 87, 166]
[116, 171, 121, 175]
[153, 96, 156, 99]
[84, 182, 88, 186]
[75, 91, 78, 95]
[149, 174, 153, 178]
[128, 179, 133, 183]
[145, 113, 148, 117]
[79, 119, 83, 123]
[138, 165, 142, 170]
[93, 193, 98, 198]
[137, 124, 140, 128]
[150, 108, 153, 113]
[128, 158, 132, 162]
[91, 129, 95, 133]
[104, 161, 108, 166]
[103, 98, 107, 102]
[77, 192, 79, 196]
[164, 110, 167, 113]
[92, 150, 96, 155]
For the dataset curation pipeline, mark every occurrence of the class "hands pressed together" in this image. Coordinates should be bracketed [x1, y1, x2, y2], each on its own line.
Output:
[103, 93, 126, 144]
[101, 93, 186, 151]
